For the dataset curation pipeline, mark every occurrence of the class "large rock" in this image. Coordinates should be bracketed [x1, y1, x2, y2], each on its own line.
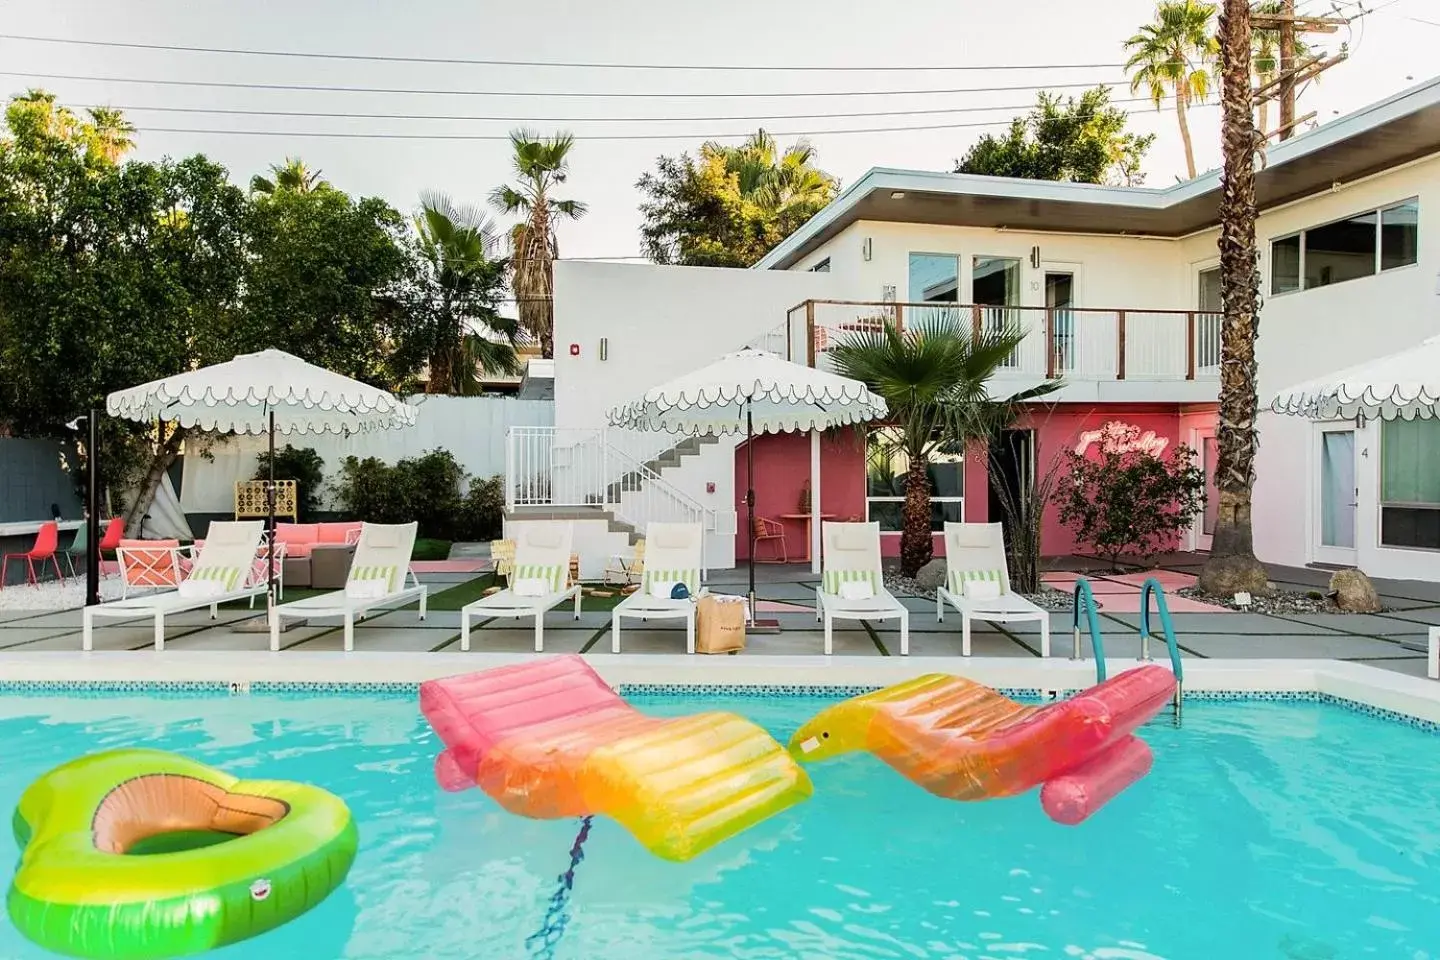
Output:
[915, 559, 947, 592]
[1329, 568, 1381, 613]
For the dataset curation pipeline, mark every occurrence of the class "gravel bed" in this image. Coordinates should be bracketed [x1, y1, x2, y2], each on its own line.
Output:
[1174, 585, 1384, 615]
[884, 573, 1074, 610]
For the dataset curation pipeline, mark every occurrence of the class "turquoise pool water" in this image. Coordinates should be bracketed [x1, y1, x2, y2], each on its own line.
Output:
[1, 690, 1438, 960]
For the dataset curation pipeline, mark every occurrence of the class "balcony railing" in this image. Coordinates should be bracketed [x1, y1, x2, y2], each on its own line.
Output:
[781, 299, 1221, 381]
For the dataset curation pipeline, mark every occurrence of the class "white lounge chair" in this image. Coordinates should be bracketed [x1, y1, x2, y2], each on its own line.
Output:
[83, 521, 268, 651]
[936, 522, 1051, 657]
[815, 522, 909, 656]
[612, 522, 705, 654]
[461, 521, 581, 652]
[268, 522, 428, 652]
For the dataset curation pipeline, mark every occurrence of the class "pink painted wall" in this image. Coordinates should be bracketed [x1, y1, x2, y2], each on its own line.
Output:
[734, 404, 1218, 562]
[733, 430, 865, 561]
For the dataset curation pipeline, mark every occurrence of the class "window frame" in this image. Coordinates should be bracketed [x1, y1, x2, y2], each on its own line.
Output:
[863, 426, 965, 534]
[808, 257, 831, 273]
[1269, 197, 1420, 297]
[1379, 415, 1440, 552]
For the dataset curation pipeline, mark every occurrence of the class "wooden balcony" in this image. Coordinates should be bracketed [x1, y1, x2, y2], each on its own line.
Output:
[780, 299, 1222, 382]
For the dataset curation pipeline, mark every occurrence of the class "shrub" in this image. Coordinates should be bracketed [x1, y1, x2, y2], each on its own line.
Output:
[254, 445, 325, 522]
[1054, 424, 1205, 570]
[457, 474, 505, 541]
[332, 448, 471, 540]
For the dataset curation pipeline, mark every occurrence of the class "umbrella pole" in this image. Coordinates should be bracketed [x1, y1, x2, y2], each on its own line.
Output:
[747, 404, 756, 620]
[267, 410, 276, 607]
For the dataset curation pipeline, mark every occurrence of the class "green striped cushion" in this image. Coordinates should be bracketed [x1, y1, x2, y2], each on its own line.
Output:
[642, 568, 699, 594]
[948, 568, 1008, 595]
[189, 565, 242, 592]
[513, 563, 565, 593]
[350, 564, 401, 593]
[822, 569, 879, 595]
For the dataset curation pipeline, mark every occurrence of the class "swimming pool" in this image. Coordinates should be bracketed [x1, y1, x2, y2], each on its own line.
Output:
[1, 688, 1437, 960]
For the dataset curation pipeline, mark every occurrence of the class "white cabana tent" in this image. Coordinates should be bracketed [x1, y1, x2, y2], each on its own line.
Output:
[608, 348, 887, 614]
[107, 349, 418, 600]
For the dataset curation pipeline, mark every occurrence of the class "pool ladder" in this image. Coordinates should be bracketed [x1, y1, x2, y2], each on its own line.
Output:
[1071, 577, 1185, 721]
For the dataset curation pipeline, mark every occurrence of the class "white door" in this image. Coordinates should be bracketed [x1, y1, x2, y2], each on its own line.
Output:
[1189, 426, 1217, 552]
[1314, 426, 1358, 565]
[1040, 264, 1082, 375]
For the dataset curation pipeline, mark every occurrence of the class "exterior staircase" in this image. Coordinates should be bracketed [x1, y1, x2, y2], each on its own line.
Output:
[605, 435, 718, 503]
[504, 504, 643, 546]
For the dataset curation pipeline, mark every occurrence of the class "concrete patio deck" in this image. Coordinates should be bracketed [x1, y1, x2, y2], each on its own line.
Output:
[0, 556, 1433, 680]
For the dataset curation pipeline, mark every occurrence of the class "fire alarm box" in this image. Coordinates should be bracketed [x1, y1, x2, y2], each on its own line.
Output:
[568, 343, 580, 356]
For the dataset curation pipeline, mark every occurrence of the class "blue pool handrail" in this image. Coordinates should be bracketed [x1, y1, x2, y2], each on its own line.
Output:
[1138, 577, 1185, 683]
[1071, 578, 1107, 683]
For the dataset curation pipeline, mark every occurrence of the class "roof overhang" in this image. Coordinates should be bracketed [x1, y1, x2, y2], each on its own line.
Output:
[757, 75, 1440, 269]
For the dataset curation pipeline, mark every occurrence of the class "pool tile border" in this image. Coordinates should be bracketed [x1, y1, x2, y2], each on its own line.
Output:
[0, 679, 1435, 733]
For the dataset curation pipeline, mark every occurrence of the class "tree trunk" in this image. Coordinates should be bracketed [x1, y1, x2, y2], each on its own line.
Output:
[123, 425, 188, 538]
[1176, 90, 1198, 180]
[1199, 0, 1273, 598]
[513, 205, 555, 360]
[900, 455, 933, 577]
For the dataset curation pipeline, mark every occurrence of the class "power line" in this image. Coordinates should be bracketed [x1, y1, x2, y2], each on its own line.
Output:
[0, 34, 1128, 73]
[0, 70, 1129, 101]
[124, 105, 1220, 143]
[88, 92, 1190, 125]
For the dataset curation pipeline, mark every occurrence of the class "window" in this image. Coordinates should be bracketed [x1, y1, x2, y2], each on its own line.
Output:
[1380, 418, 1440, 550]
[809, 258, 831, 273]
[1304, 211, 1376, 289]
[972, 256, 1022, 306]
[1271, 234, 1301, 293]
[908, 253, 958, 303]
[865, 428, 963, 532]
[1381, 199, 1419, 270]
[1269, 198, 1419, 295]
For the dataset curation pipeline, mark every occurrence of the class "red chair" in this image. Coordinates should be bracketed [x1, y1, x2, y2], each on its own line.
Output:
[2, 522, 64, 587]
[752, 516, 789, 564]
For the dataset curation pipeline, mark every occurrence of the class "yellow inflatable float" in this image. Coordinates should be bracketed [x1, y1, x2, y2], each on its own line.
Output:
[420, 655, 813, 861]
[7, 749, 357, 959]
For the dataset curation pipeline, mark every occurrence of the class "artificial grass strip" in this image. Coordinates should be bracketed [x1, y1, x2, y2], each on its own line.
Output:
[860, 621, 890, 656]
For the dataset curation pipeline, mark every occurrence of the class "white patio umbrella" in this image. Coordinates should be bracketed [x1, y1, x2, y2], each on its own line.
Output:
[107, 349, 418, 599]
[1270, 334, 1440, 421]
[607, 348, 887, 611]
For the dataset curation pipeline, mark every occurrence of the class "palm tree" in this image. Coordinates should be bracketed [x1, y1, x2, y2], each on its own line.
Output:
[713, 130, 836, 233]
[490, 130, 587, 360]
[1124, 1, 1219, 180]
[412, 192, 521, 395]
[5, 89, 81, 142]
[1198, 0, 1271, 597]
[830, 317, 1059, 577]
[83, 107, 136, 164]
[250, 157, 328, 195]
[1250, 0, 1314, 135]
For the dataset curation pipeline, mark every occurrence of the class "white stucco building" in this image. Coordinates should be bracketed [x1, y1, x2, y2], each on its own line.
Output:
[538, 76, 1440, 581]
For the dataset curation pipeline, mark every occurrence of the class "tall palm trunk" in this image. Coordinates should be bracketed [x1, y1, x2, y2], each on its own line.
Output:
[1256, 73, 1271, 134]
[1199, 0, 1272, 597]
[514, 204, 555, 359]
[427, 291, 455, 393]
[900, 455, 933, 577]
[1175, 89, 1198, 179]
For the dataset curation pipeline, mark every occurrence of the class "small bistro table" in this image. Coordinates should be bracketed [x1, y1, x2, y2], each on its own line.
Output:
[777, 514, 835, 564]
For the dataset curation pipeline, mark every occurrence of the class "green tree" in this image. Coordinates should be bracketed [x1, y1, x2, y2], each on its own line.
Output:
[638, 129, 838, 267]
[490, 130, 586, 360]
[829, 317, 1059, 577]
[1124, 0, 1219, 180]
[249, 156, 328, 195]
[409, 191, 520, 395]
[954, 87, 1155, 185]
[83, 106, 137, 165]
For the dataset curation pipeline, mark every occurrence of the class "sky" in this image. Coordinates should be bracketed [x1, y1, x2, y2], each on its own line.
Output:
[1, 0, 1436, 261]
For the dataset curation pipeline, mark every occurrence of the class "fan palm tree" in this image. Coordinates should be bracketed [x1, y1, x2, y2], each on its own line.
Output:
[714, 129, 836, 232]
[1199, 0, 1271, 597]
[490, 130, 587, 360]
[83, 106, 136, 164]
[1250, 0, 1314, 135]
[1125, 1, 1219, 179]
[413, 192, 521, 395]
[5, 89, 81, 142]
[250, 157, 328, 195]
[830, 318, 1060, 577]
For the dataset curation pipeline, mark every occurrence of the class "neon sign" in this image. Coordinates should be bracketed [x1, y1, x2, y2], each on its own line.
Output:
[1074, 421, 1170, 457]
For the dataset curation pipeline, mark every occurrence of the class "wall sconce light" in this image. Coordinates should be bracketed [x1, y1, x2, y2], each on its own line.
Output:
[862, 238, 873, 261]
[1030, 245, 1042, 269]
[599, 337, 608, 361]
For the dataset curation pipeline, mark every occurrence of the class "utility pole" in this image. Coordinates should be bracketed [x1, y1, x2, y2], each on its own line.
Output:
[1251, 5, 1350, 141]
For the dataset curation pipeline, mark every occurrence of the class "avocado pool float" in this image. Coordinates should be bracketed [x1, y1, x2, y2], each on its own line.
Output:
[8, 748, 358, 959]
